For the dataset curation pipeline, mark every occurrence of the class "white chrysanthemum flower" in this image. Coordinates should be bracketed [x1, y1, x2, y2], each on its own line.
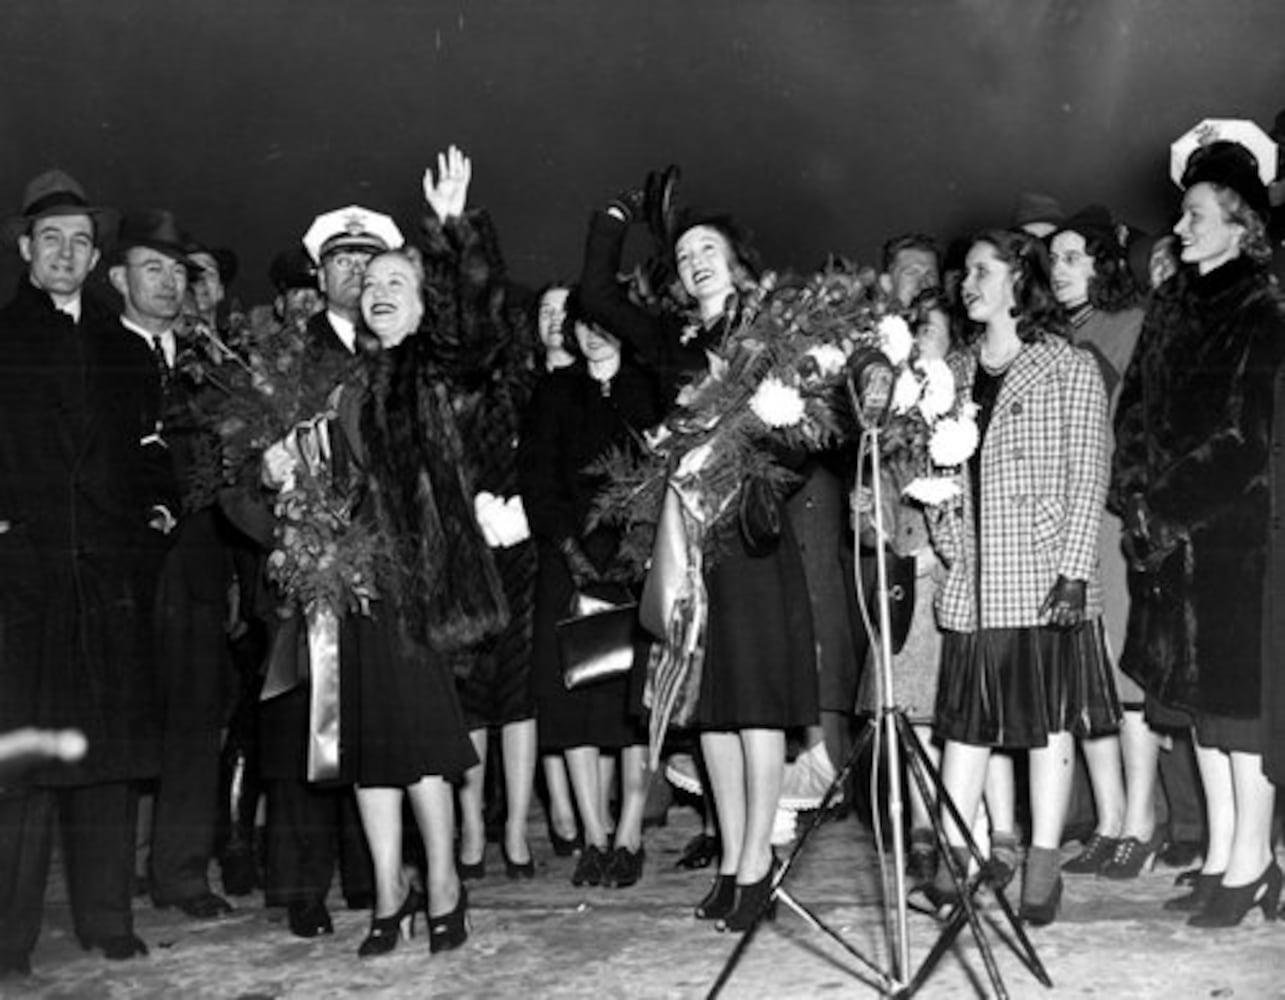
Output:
[917, 358, 956, 421]
[902, 476, 963, 506]
[749, 376, 806, 428]
[806, 343, 847, 378]
[890, 368, 923, 414]
[929, 414, 981, 467]
[877, 315, 913, 366]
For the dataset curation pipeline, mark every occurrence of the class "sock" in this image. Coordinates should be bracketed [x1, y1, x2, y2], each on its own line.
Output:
[1022, 845, 1061, 905]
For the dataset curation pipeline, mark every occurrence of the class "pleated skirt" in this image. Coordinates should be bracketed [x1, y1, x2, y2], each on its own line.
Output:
[934, 619, 1121, 748]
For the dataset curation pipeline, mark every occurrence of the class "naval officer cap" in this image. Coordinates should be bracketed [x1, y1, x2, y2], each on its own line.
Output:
[301, 205, 404, 264]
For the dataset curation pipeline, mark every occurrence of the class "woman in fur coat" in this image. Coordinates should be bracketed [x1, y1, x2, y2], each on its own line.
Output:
[1111, 139, 1285, 927]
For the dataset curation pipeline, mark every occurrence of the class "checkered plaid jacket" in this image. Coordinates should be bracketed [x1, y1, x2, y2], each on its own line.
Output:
[931, 337, 1109, 632]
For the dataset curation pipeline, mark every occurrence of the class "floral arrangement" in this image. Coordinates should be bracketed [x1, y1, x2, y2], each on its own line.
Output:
[264, 436, 390, 615]
[173, 303, 383, 616]
[178, 305, 360, 486]
[881, 348, 980, 507]
[591, 263, 913, 574]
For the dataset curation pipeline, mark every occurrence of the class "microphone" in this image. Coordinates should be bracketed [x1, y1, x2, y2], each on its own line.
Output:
[846, 347, 895, 431]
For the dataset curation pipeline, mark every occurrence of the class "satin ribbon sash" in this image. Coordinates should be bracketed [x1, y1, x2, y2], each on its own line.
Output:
[642, 478, 710, 768]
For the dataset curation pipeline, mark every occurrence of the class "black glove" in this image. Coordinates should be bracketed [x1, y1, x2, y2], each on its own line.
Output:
[1039, 575, 1086, 629]
[558, 537, 600, 589]
[608, 186, 646, 223]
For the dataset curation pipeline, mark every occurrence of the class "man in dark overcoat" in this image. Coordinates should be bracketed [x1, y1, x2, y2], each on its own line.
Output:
[0, 170, 163, 974]
[108, 210, 238, 920]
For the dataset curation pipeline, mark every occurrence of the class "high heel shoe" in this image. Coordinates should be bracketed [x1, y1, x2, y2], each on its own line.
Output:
[1061, 833, 1119, 875]
[358, 888, 422, 958]
[1163, 872, 1223, 912]
[716, 863, 779, 933]
[548, 823, 583, 858]
[427, 885, 470, 954]
[694, 874, 736, 920]
[571, 844, 607, 887]
[502, 843, 535, 880]
[1018, 876, 1062, 927]
[1188, 863, 1282, 928]
[456, 854, 486, 881]
[1099, 831, 1163, 880]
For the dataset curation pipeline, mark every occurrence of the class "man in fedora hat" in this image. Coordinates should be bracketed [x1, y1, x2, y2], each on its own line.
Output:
[257, 205, 399, 938]
[109, 210, 238, 922]
[0, 170, 163, 973]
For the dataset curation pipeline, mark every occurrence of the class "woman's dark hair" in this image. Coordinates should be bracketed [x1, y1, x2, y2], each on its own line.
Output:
[966, 228, 1067, 342]
[668, 210, 763, 309]
[556, 286, 588, 363]
[1052, 225, 1139, 313]
[532, 280, 582, 363]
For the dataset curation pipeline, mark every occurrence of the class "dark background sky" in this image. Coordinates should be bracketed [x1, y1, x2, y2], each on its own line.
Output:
[1, 0, 1281, 305]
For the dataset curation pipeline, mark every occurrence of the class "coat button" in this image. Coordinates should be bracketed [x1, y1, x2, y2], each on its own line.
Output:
[1013, 495, 1027, 506]
[1011, 401, 1023, 415]
[1012, 448, 1024, 460]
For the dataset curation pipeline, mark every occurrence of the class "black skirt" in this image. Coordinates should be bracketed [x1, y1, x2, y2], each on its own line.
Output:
[935, 620, 1121, 748]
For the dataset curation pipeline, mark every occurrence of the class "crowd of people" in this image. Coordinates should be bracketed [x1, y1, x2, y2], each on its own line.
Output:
[0, 113, 1283, 980]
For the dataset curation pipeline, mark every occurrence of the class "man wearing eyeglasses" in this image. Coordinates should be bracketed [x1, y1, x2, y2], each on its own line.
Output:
[256, 205, 401, 938]
[302, 205, 404, 358]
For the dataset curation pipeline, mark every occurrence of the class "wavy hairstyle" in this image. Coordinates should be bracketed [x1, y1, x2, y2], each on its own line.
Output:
[667, 209, 764, 310]
[965, 228, 1067, 343]
[1209, 184, 1274, 266]
[1052, 225, 1139, 313]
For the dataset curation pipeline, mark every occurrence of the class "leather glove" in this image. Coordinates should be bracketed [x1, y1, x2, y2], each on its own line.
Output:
[607, 186, 646, 223]
[1039, 575, 1086, 629]
[557, 537, 600, 589]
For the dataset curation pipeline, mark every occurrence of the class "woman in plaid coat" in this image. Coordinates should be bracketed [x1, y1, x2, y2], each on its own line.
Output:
[926, 229, 1117, 926]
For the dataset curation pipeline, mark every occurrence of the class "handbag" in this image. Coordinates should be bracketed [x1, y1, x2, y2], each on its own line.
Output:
[739, 473, 782, 556]
[556, 582, 640, 689]
[862, 546, 916, 655]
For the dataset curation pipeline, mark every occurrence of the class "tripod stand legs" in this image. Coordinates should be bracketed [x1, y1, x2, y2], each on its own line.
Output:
[705, 709, 1052, 999]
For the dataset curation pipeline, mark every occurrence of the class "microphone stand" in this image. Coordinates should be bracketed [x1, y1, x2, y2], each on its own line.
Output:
[706, 359, 1051, 999]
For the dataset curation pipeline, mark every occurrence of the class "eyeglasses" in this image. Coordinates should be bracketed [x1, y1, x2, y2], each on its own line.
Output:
[325, 250, 374, 272]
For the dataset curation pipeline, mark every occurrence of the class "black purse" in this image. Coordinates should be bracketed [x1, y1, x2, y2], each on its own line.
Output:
[860, 545, 916, 655]
[556, 582, 641, 689]
[739, 474, 782, 556]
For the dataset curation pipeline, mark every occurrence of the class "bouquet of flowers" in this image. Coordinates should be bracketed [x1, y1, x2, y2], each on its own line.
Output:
[263, 425, 390, 616]
[881, 348, 980, 508]
[179, 305, 360, 486]
[591, 263, 906, 575]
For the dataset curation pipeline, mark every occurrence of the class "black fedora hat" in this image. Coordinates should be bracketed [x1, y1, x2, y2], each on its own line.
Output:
[2, 168, 116, 244]
[112, 209, 198, 267]
[187, 245, 239, 285]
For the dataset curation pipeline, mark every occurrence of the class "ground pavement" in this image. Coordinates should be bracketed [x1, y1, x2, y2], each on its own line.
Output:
[6, 802, 1284, 999]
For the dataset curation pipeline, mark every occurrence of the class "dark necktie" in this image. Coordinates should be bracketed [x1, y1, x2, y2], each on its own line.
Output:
[151, 334, 171, 389]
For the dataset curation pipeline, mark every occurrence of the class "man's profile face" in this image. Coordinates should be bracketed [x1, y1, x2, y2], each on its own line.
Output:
[117, 247, 188, 326]
[19, 213, 99, 299]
